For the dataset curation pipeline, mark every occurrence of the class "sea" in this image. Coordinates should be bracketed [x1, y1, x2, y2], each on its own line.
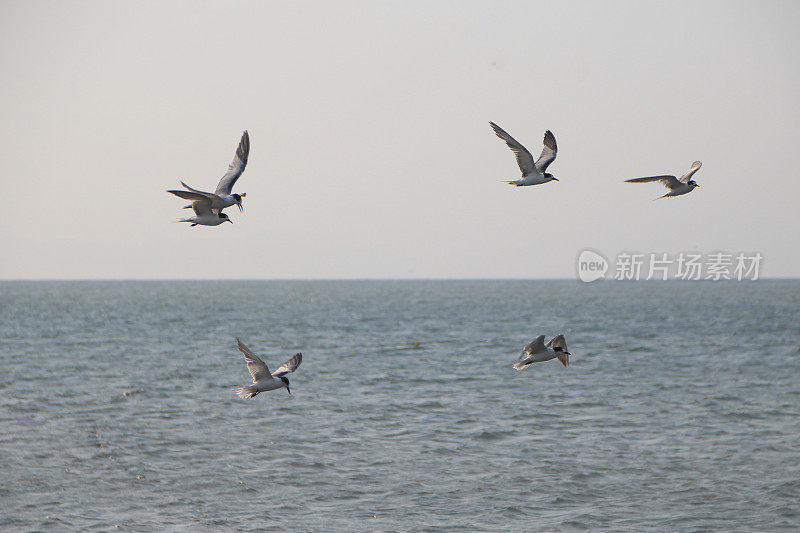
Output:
[1, 280, 798, 531]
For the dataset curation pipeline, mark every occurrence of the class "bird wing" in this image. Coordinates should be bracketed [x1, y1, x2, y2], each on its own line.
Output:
[272, 352, 302, 377]
[679, 161, 702, 183]
[546, 335, 570, 367]
[625, 175, 681, 189]
[489, 122, 535, 176]
[522, 335, 546, 356]
[175, 182, 226, 213]
[167, 188, 216, 204]
[534, 130, 557, 172]
[167, 191, 215, 216]
[215, 130, 249, 196]
[236, 338, 271, 382]
[180, 180, 219, 199]
[546, 334, 568, 351]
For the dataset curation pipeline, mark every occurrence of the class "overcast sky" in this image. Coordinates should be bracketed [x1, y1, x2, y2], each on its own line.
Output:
[2, 0, 799, 279]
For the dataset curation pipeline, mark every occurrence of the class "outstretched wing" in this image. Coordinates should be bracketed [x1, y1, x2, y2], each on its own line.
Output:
[546, 334, 568, 351]
[490, 122, 535, 176]
[180, 181, 219, 199]
[168, 188, 216, 209]
[625, 175, 681, 189]
[522, 335, 546, 356]
[272, 353, 302, 377]
[236, 338, 271, 382]
[168, 189, 203, 201]
[168, 191, 216, 216]
[534, 130, 557, 172]
[547, 335, 570, 368]
[175, 182, 225, 213]
[679, 161, 702, 183]
[215, 130, 250, 196]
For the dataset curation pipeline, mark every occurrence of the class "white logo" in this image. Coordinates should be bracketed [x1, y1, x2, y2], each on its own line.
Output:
[577, 249, 608, 282]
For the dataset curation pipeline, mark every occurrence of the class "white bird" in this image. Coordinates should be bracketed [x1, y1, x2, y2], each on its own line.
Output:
[235, 338, 303, 398]
[173, 193, 232, 226]
[625, 161, 702, 199]
[512, 334, 571, 371]
[173, 130, 250, 212]
[490, 122, 558, 186]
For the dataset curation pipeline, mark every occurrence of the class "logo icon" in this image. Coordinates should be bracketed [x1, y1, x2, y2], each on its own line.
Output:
[577, 249, 608, 282]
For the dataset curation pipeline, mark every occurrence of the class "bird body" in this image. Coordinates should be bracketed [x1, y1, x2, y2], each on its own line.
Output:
[489, 122, 558, 186]
[238, 376, 288, 396]
[513, 334, 570, 371]
[657, 181, 697, 198]
[625, 161, 702, 199]
[179, 213, 231, 227]
[175, 181, 245, 213]
[235, 338, 303, 398]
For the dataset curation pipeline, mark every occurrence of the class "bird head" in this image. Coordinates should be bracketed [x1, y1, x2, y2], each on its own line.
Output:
[232, 193, 244, 212]
[688, 180, 699, 188]
[219, 213, 233, 223]
[280, 376, 291, 394]
[545, 173, 559, 182]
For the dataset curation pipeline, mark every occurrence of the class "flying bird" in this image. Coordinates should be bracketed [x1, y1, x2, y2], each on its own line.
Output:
[512, 334, 571, 371]
[489, 121, 558, 186]
[625, 161, 702, 199]
[173, 130, 250, 212]
[172, 193, 232, 226]
[235, 338, 303, 398]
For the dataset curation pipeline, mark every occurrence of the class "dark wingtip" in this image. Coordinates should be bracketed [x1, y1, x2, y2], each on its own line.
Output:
[543, 130, 557, 150]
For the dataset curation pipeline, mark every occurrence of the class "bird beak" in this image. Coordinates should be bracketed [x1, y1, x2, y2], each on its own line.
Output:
[552, 177, 559, 181]
[286, 386, 291, 395]
[237, 202, 243, 212]
[695, 184, 700, 188]
[226, 219, 233, 223]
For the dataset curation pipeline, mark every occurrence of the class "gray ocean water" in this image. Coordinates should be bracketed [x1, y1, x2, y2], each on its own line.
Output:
[1, 280, 799, 531]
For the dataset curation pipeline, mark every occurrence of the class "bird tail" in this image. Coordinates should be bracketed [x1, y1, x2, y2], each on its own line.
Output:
[183, 204, 192, 209]
[236, 386, 259, 399]
[512, 361, 532, 371]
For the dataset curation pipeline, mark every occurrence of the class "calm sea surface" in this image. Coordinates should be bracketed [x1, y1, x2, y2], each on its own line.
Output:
[1, 280, 798, 531]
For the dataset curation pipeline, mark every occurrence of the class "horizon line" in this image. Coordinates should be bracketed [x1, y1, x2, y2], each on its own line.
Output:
[1, 277, 797, 282]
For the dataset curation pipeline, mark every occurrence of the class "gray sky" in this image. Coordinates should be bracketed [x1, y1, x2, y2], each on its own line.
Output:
[2, 0, 799, 279]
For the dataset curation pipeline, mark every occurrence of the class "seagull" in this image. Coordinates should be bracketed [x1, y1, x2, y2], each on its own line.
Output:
[235, 338, 303, 398]
[512, 334, 570, 371]
[174, 130, 250, 212]
[172, 194, 232, 226]
[489, 122, 558, 186]
[625, 161, 702, 199]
